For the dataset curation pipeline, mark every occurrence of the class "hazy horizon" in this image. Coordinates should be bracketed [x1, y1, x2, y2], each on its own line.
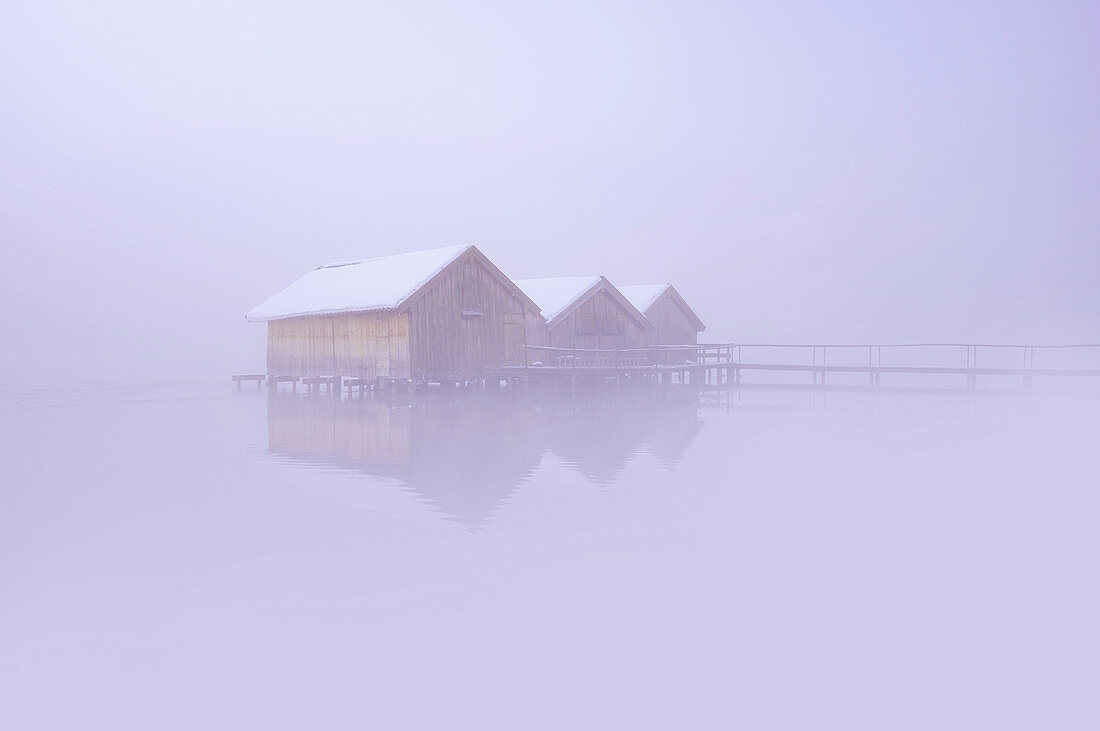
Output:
[3, 1, 1097, 384]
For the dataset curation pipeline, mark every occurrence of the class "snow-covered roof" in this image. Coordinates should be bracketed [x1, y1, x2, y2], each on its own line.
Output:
[618, 283, 672, 314]
[619, 282, 705, 331]
[247, 245, 472, 321]
[512, 276, 603, 322]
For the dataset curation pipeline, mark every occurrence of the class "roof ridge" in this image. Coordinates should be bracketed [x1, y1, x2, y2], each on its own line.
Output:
[320, 243, 471, 270]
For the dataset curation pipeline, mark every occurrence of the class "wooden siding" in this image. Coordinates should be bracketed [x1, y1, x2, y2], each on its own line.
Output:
[645, 294, 701, 345]
[525, 310, 549, 349]
[546, 289, 651, 352]
[267, 311, 411, 379]
[405, 254, 533, 380]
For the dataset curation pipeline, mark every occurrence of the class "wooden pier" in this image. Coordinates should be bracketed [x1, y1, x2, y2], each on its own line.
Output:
[236, 342, 1100, 395]
[232, 374, 266, 390]
[496, 342, 1100, 393]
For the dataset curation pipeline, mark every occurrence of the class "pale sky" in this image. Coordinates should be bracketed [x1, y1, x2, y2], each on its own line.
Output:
[2, 1, 1097, 382]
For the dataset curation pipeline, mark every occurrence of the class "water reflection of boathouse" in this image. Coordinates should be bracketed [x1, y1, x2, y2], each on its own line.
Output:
[267, 392, 705, 528]
[533, 392, 704, 484]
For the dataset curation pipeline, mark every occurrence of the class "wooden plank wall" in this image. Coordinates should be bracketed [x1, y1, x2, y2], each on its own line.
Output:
[267, 317, 332, 378]
[525, 310, 549, 360]
[546, 289, 652, 352]
[645, 294, 700, 345]
[267, 311, 411, 379]
[333, 311, 411, 379]
[406, 255, 533, 380]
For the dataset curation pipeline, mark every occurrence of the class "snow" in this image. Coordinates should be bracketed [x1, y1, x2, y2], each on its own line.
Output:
[512, 276, 603, 322]
[246, 245, 471, 321]
[618, 283, 671, 315]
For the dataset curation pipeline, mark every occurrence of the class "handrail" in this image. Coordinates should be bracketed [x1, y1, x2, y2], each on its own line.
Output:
[696, 342, 1100, 350]
[509, 343, 1100, 392]
[519, 342, 1100, 372]
[526, 343, 1100, 353]
[524, 345, 668, 353]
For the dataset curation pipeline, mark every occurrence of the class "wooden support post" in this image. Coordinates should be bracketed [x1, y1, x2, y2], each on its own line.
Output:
[233, 374, 266, 390]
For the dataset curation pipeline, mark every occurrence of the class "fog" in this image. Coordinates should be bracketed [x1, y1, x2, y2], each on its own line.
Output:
[3, 4, 1099, 730]
[2, 2, 1098, 383]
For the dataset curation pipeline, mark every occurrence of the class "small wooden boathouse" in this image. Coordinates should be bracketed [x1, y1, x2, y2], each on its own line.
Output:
[618, 283, 706, 346]
[246, 245, 543, 383]
[513, 276, 654, 364]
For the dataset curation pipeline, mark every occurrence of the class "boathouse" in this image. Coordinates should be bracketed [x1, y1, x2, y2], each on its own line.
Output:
[618, 283, 705, 345]
[513, 276, 654, 362]
[246, 245, 543, 383]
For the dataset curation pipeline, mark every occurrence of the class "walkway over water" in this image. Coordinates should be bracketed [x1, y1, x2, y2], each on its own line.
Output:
[239, 343, 1100, 394]
[497, 342, 1100, 392]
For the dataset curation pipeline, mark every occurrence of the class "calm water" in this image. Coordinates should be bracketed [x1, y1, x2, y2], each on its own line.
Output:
[1, 383, 1097, 729]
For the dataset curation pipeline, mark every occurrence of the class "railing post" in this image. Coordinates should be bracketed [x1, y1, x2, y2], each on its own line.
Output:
[967, 345, 976, 390]
[1023, 346, 1033, 391]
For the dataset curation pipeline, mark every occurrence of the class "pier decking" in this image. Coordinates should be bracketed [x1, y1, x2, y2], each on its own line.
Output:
[495, 343, 1100, 392]
[236, 342, 1100, 395]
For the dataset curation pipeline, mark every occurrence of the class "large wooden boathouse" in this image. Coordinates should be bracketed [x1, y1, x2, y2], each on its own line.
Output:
[246, 245, 543, 383]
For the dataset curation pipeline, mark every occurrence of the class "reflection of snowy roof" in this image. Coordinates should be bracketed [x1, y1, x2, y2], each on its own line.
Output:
[618, 283, 671, 314]
[513, 276, 603, 322]
[247, 245, 471, 321]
